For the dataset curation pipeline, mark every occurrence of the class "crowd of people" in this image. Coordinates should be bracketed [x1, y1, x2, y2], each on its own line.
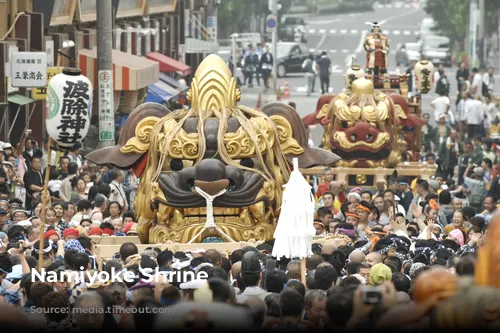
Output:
[0, 139, 494, 331]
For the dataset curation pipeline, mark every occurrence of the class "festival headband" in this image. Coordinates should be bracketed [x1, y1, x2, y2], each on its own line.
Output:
[429, 199, 440, 211]
[345, 213, 360, 219]
[437, 244, 456, 253]
[33, 240, 54, 254]
[356, 205, 371, 213]
[313, 221, 325, 227]
[357, 239, 372, 254]
[336, 228, 356, 237]
[375, 243, 396, 255]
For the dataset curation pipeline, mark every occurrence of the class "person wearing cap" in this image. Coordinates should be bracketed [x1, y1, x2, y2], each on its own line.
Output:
[62, 228, 79, 241]
[2, 142, 13, 158]
[11, 209, 30, 223]
[463, 163, 488, 212]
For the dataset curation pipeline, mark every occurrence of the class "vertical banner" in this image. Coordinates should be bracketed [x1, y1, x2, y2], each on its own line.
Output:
[207, 16, 217, 41]
[98, 70, 115, 141]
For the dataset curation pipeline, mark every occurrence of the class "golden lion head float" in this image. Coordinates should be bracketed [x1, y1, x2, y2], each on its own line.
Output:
[86, 54, 340, 243]
[303, 77, 424, 168]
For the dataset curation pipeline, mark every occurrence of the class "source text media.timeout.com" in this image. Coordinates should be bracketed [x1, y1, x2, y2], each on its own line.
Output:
[31, 305, 174, 315]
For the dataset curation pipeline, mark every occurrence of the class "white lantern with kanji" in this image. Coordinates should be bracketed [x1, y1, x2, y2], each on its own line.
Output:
[414, 59, 435, 94]
[45, 68, 93, 148]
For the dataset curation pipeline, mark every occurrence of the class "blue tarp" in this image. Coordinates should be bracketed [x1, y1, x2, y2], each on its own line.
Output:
[159, 73, 189, 91]
[146, 83, 172, 103]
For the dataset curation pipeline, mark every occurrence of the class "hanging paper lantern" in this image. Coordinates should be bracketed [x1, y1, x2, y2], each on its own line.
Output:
[414, 59, 435, 94]
[45, 68, 93, 148]
[345, 65, 365, 92]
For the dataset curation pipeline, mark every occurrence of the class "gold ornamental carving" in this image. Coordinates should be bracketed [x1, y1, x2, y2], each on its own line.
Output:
[356, 174, 367, 185]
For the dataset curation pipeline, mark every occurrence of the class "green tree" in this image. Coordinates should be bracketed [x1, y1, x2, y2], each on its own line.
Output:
[217, 0, 293, 39]
[424, 0, 470, 46]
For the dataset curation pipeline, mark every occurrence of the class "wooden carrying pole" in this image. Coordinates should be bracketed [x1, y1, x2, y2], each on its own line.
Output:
[37, 138, 53, 271]
[300, 258, 306, 285]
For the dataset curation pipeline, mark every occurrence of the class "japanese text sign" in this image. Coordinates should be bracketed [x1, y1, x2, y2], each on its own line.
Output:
[11, 52, 48, 87]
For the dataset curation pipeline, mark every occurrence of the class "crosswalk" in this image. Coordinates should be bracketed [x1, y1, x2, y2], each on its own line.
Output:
[307, 28, 420, 36]
[375, 2, 418, 9]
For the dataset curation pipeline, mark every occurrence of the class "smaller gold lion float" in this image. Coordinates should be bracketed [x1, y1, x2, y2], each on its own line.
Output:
[86, 54, 339, 244]
[303, 78, 423, 168]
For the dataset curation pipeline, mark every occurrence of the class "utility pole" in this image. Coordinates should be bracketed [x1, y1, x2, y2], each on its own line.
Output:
[96, 0, 115, 148]
[478, 0, 485, 68]
[271, 0, 278, 87]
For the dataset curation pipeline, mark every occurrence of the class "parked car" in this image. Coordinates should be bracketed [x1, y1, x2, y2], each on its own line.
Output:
[420, 35, 452, 67]
[395, 43, 421, 66]
[276, 42, 309, 77]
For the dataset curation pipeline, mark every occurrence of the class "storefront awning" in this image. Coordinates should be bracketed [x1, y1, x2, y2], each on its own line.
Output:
[8, 94, 35, 106]
[79, 48, 159, 91]
[146, 52, 191, 76]
[159, 73, 189, 91]
[146, 84, 172, 103]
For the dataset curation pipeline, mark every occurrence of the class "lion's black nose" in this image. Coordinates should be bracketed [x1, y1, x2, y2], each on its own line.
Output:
[195, 159, 226, 182]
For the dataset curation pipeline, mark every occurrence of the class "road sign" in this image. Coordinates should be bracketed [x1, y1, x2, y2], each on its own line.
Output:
[266, 14, 278, 33]
[32, 67, 62, 100]
[98, 70, 115, 141]
[11, 52, 47, 87]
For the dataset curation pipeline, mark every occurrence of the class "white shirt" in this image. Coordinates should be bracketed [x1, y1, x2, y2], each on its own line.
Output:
[431, 96, 451, 122]
[484, 102, 498, 129]
[458, 99, 473, 122]
[483, 73, 494, 92]
[471, 73, 483, 99]
[465, 99, 485, 125]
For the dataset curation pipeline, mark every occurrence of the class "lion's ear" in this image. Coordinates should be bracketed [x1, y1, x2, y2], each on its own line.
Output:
[261, 102, 341, 168]
[85, 103, 171, 169]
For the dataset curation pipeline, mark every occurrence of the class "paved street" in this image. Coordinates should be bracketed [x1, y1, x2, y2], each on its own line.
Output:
[240, 1, 459, 146]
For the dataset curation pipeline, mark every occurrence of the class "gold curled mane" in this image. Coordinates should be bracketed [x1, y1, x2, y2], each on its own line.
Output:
[120, 54, 299, 210]
[326, 77, 401, 164]
[331, 77, 394, 129]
